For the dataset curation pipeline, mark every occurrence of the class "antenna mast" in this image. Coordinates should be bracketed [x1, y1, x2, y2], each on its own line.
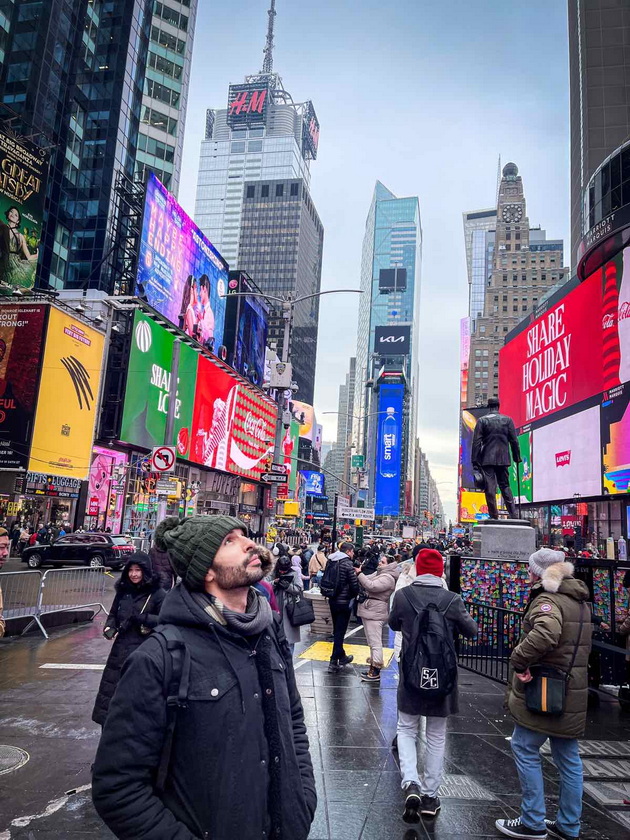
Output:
[262, 0, 277, 74]
[495, 154, 502, 206]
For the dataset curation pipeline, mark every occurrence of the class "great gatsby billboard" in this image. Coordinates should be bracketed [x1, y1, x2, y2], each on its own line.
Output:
[0, 128, 49, 294]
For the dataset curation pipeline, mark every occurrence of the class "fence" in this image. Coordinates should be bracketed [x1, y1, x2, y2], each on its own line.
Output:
[458, 600, 629, 699]
[457, 601, 523, 683]
[0, 568, 109, 639]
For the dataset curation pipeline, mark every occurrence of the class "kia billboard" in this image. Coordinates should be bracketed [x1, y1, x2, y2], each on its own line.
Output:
[532, 406, 602, 502]
[191, 354, 276, 481]
[374, 325, 411, 356]
[137, 173, 227, 354]
[375, 383, 403, 517]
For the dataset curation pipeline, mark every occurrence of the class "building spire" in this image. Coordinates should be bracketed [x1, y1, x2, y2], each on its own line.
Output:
[261, 0, 277, 74]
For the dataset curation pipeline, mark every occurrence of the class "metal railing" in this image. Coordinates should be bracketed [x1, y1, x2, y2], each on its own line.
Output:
[0, 568, 109, 639]
[457, 601, 523, 684]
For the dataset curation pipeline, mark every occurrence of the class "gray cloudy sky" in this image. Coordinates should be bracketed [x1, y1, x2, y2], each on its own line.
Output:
[178, 0, 571, 521]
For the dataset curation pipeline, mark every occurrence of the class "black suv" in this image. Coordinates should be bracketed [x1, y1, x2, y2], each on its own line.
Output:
[21, 534, 135, 570]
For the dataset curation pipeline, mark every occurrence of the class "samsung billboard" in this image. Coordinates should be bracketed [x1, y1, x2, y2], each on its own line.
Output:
[374, 383, 404, 516]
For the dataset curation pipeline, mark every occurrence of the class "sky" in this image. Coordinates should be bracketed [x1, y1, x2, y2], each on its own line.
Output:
[178, 0, 571, 522]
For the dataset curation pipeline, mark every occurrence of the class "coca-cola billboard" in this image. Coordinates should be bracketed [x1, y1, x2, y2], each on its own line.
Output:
[501, 244, 630, 430]
[191, 355, 276, 480]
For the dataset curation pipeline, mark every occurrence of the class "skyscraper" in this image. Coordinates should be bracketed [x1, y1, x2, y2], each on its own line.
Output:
[0, 0, 196, 292]
[194, 2, 323, 400]
[353, 181, 422, 515]
[462, 209, 497, 328]
[466, 163, 568, 407]
[135, 0, 198, 195]
[568, 0, 630, 270]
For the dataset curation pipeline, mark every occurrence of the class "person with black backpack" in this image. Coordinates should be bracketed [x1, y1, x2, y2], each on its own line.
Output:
[319, 541, 359, 673]
[92, 515, 316, 840]
[388, 548, 477, 823]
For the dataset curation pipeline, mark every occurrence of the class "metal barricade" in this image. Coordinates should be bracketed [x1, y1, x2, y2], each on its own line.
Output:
[457, 601, 523, 684]
[0, 571, 45, 636]
[37, 568, 108, 637]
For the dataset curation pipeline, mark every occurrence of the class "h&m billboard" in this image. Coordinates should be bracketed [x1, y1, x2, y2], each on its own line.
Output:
[374, 383, 403, 517]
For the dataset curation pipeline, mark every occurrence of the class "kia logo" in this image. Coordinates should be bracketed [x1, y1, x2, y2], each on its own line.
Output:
[379, 336, 405, 343]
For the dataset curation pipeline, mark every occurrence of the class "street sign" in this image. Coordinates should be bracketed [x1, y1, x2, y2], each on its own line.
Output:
[156, 478, 176, 495]
[261, 472, 288, 484]
[337, 505, 375, 521]
[277, 484, 289, 498]
[351, 454, 364, 468]
[270, 463, 286, 474]
[151, 445, 176, 473]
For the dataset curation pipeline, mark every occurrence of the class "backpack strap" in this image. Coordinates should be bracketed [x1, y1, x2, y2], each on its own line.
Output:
[403, 586, 457, 616]
[153, 624, 191, 794]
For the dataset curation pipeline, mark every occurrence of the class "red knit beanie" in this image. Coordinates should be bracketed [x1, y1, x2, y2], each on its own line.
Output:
[415, 548, 444, 577]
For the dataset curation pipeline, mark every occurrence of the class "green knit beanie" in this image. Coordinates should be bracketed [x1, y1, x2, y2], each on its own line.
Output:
[154, 514, 248, 590]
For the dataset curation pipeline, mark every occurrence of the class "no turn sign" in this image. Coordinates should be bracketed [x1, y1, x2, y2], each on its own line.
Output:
[151, 445, 176, 473]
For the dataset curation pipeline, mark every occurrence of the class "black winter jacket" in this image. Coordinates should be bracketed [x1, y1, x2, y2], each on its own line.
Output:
[149, 543, 175, 590]
[327, 551, 359, 606]
[388, 578, 478, 717]
[471, 412, 521, 467]
[92, 555, 165, 726]
[92, 583, 316, 840]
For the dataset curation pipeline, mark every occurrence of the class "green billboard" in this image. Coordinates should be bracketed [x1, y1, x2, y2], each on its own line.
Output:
[509, 430, 533, 503]
[120, 311, 198, 458]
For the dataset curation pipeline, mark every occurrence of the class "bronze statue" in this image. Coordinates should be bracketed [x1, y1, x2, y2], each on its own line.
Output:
[471, 396, 521, 519]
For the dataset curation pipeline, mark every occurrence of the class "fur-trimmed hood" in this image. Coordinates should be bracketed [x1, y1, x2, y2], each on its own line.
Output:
[539, 561, 589, 601]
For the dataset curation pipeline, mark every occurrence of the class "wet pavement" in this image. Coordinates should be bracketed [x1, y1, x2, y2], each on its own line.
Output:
[0, 609, 629, 839]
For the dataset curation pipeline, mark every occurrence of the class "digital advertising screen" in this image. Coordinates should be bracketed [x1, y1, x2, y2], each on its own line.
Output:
[532, 406, 602, 502]
[29, 308, 105, 479]
[374, 325, 411, 356]
[375, 383, 404, 517]
[191, 354, 276, 480]
[137, 174, 227, 353]
[227, 82, 269, 127]
[88, 446, 128, 534]
[0, 303, 47, 469]
[120, 310, 198, 458]
[301, 100, 320, 160]
[602, 383, 630, 493]
[459, 489, 506, 523]
[233, 293, 268, 387]
[291, 400, 315, 442]
[499, 271, 604, 429]
[0, 129, 50, 294]
[300, 470, 325, 496]
[509, 430, 533, 503]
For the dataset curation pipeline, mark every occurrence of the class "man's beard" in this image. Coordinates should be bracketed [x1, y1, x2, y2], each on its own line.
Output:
[212, 545, 274, 590]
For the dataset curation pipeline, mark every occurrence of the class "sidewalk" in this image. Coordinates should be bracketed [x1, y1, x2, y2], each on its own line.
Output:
[0, 615, 628, 839]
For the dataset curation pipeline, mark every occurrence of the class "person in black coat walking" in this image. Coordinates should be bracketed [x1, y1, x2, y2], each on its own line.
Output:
[326, 542, 359, 672]
[92, 553, 165, 726]
[92, 515, 316, 840]
[388, 549, 477, 822]
[471, 396, 521, 519]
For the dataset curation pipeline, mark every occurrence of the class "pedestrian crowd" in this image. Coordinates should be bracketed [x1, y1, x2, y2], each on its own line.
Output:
[0, 512, 622, 840]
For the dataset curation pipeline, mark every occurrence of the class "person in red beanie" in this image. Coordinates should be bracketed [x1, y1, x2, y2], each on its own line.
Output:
[388, 548, 477, 823]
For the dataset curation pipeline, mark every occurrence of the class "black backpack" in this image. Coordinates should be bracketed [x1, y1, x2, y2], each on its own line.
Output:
[319, 557, 341, 598]
[401, 587, 458, 699]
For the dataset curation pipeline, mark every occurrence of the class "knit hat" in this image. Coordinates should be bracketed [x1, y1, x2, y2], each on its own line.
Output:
[415, 548, 444, 577]
[529, 547, 565, 579]
[154, 514, 248, 590]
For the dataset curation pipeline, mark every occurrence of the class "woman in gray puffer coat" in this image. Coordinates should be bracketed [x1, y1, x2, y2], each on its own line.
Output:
[357, 556, 400, 682]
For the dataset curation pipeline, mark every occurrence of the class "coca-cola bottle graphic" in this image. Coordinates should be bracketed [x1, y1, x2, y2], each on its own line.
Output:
[618, 248, 630, 384]
[379, 407, 398, 478]
[602, 261, 620, 389]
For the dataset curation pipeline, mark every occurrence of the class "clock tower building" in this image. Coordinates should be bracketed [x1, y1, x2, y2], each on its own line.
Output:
[466, 163, 568, 407]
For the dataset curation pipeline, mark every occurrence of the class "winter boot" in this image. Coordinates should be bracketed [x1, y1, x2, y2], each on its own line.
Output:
[360, 666, 381, 683]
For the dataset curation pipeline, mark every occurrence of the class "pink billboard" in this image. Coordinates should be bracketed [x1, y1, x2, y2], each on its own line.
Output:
[87, 446, 128, 533]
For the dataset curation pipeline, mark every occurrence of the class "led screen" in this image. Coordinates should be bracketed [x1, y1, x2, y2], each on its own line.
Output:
[300, 470, 325, 496]
[460, 407, 491, 490]
[375, 383, 403, 516]
[137, 174, 227, 353]
[532, 406, 602, 502]
[233, 294, 267, 387]
[602, 383, 630, 493]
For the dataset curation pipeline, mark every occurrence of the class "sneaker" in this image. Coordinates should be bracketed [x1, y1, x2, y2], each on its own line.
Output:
[402, 783, 421, 823]
[420, 795, 441, 817]
[545, 820, 578, 840]
[495, 817, 547, 839]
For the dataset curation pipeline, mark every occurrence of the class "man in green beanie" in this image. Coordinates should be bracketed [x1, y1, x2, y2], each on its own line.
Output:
[92, 515, 316, 840]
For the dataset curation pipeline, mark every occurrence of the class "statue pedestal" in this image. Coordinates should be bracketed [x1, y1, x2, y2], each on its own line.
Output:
[472, 518, 536, 561]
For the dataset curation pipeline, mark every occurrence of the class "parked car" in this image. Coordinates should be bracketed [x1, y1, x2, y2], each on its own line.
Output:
[21, 534, 135, 570]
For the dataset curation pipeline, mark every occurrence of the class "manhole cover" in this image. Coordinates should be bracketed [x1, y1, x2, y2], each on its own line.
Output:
[0, 745, 29, 775]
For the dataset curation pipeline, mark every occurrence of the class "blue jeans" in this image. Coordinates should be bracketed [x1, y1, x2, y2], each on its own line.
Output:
[510, 723, 583, 838]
